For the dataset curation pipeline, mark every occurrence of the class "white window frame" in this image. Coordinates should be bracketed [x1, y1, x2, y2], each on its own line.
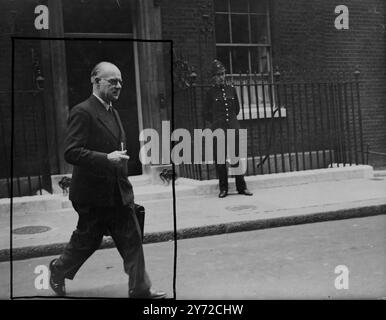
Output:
[214, 0, 286, 119]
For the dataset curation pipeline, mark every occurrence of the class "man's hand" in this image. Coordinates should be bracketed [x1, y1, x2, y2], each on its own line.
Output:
[107, 150, 130, 163]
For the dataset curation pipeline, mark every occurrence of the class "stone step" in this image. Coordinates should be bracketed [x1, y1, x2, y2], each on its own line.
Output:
[3, 183, 196, 216]
[0, 165, 374, 217]
[60, 184, 190, 209]
[52, 174, 151, 194]
[374, 170, 386, 177]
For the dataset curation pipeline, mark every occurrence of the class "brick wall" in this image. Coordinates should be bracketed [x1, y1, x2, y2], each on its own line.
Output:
[162, 0, 385, 168]
[160, 0, 217, 131]
[325, 0, 386, 167]
[271, 0, 386, 167]
[161, 0, 216, 79]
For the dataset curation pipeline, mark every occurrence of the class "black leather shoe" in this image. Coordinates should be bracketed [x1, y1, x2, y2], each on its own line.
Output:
[49, 259, 66, 296]
[238, 189, 253, 196]
[129, 289, 167, 299]
[218, 190, 228, 198]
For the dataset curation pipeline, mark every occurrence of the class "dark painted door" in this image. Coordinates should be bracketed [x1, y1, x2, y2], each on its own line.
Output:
[65, 40, 142, 176]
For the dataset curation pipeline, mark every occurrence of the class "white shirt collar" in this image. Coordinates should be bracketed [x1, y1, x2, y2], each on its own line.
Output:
[93, 93, 112, 111]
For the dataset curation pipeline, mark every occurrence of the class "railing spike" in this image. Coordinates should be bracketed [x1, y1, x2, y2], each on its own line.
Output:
[354, 66, 360, 79]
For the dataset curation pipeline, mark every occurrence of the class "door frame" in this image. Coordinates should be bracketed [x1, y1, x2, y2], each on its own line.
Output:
[46, 0, 148, 174]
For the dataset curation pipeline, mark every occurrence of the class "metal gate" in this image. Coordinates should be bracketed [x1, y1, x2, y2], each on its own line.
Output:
[0, 45, 53, 199]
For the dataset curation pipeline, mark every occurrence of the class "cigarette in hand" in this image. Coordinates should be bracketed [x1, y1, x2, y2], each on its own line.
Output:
[121, 142, 124, 151]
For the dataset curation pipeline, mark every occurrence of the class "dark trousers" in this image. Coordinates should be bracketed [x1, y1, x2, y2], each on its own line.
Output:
[214, 128, 247, 192]
[216, 163, 246, 192]
[53, 202, 151, 293]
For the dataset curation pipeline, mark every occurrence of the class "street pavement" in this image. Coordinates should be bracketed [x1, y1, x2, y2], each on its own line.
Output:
[0, 165, 385, 299]
[1, 215, 385, 299]
[0, 166, 385, 261]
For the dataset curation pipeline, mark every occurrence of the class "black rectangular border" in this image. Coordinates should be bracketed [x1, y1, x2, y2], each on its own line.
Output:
[10, 36, 176, 300]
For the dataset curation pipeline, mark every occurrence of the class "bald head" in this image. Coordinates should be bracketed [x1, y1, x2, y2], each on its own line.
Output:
[91, 62, 120, 83]
[91, 61, 122, 103]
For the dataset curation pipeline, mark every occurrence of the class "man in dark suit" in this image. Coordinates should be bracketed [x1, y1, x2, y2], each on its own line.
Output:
[49, 61, 166, 299]
[204, 59, 253, 198]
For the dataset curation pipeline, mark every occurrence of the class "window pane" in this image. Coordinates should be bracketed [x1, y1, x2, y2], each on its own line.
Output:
[216, 47, 231, 73]
[230, 0, 248, 13]
[231, 15, 249, 43]
[214, 0, 228, 12]
[215, 14, 230, 43]
[249, 0, 267, 14]
[250, 15, 268, 43]
[63, 0, 132, 33]
[251, 47, 270, 74]
[232, 47, 249, 73]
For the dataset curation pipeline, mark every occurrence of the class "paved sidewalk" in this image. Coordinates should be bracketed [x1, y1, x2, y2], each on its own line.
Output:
[0, 165, 385, 261]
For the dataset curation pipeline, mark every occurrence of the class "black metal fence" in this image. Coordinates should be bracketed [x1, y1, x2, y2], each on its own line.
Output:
[0, 69, 367, 198]
[174, 70, 365, 180]
[0, 90, 52, 198]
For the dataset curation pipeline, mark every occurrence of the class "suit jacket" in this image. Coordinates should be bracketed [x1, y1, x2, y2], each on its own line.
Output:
[203, 84, 241, 131]
[64, 94, 134, 207]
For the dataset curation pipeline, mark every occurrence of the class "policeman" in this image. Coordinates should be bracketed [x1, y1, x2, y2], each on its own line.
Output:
[203, 59, 253, 198]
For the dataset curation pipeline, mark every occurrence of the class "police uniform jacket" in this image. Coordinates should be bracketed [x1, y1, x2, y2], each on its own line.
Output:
[203, 84, 241, 131]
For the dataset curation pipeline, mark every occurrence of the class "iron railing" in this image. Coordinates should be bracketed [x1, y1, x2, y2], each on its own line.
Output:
[0, 90, 52, 198]
[364, 144, 386, 165]
[174, 70, 365, 180]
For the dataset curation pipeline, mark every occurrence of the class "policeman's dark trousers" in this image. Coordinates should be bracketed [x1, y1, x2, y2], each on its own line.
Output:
[216, 163, 246, 192]
[214, 131, 247, 193]
[52, 203, 152, 294]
